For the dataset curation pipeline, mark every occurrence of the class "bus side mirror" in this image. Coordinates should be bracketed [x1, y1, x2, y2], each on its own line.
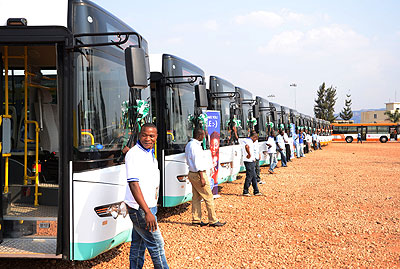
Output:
[253, 103, 259, 118]
[195, 84, 208, 108]
[125, 46, 148, 89]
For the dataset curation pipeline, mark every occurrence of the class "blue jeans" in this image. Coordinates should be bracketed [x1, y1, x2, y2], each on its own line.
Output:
[128, 207, 169, 269]
[268, 153, 277, 172]
[277, 148, 287, 167]
[243, 161, 260, 194]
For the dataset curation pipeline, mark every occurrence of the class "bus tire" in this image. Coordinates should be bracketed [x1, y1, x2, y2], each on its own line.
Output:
[345, 136, 353, 143]
[380, 136, 388, 143]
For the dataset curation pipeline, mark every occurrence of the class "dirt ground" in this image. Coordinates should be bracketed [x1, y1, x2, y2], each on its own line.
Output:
[1, 142, 399, 268]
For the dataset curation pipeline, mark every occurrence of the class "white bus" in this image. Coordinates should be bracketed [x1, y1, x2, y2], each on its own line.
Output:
[1, 0, 149, 260]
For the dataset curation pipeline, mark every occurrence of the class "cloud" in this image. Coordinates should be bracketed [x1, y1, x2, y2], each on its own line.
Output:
[203, 19, 218, 31]
[166, 37, 183, 45]
[258, 24, 370, 55]
[235, 10, 316, 28]
[235, 11, 284, 28]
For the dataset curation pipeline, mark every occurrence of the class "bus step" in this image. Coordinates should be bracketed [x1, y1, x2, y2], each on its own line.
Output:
[0, 238, 61, 258]
[3, 203, 57, 221]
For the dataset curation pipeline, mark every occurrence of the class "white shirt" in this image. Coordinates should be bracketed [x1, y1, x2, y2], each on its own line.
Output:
[306, 134, 312, 143]
[124, 142, 160, 210]
[253, 140, 260, 160]
[242, 138, 255, 162]
[283, 133, 289, 144]
[276, 134, 285, 150]
[185, 139, 209, 172]
[266, 136, 277, 154]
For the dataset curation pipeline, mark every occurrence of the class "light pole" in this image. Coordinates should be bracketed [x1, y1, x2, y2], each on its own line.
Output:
[290, 83, 297, 110]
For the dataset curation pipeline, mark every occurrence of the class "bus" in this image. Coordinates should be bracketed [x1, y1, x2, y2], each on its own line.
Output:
[253, 96, 271, 166]
[234, 87, 254, 171]
[208, 76, 242, 183]
[1, 0, 149, 260]
[149, 54, 207, 207]
[332, 123, 400, 143]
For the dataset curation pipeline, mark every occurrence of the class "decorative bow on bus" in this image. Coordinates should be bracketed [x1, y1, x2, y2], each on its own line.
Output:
[247, 117, 257, 126]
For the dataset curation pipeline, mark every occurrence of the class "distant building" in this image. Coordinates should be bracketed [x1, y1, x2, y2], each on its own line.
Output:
[361, 102, 400, 123]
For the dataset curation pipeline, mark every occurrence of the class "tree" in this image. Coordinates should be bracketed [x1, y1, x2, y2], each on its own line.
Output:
[339, 94, 353, 120]
[314, 83, 326, 119]
[314, 82, 337, 122]
[384, 108, 400, 123]
[325, 86, 337, 122]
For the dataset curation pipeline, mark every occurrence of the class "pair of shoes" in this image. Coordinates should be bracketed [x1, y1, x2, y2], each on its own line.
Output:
[268, 170, 274, 174]
[243, 193, 252, 197]
[192, 222, 208, 227]
[209, 221, 226, 227]
[254, 192, 263, 196]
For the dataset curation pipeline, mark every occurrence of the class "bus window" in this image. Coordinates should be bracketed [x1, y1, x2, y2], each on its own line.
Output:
[377, 126, 389, 134]
[368, 126, 377, 134]
[347, 126, 357, 133]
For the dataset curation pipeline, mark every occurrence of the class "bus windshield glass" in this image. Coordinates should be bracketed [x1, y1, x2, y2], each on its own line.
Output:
[163, 56, 204, 152]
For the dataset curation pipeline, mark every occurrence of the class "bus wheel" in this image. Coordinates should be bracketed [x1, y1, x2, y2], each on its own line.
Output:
[380, 136, 388, 143]
[345, 136, 353, 143]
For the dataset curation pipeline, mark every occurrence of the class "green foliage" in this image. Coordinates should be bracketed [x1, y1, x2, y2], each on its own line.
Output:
[339, 94, 353, 120]
[314, 82, 337, 122]
[384, 108, 400, 123]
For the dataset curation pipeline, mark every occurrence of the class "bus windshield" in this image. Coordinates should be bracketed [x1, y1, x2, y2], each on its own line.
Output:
[163, 56, 204, 152]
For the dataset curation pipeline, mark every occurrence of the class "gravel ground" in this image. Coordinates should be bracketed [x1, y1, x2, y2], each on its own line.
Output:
[1, 142, 399, 268]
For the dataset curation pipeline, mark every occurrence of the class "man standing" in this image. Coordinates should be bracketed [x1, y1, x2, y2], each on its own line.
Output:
[276, 130, 287, 167]
[266, 130, 278, 174]
[298, 130, 305, 157]
[312, 131, 318, 150]
[185, 128, 226, 227]
[283, 129, 291, 162]
[242, 131, 263, 196]
[125, 123, 169, 269]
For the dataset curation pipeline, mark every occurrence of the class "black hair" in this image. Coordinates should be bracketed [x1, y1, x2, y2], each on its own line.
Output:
[140, 123, 157, 133]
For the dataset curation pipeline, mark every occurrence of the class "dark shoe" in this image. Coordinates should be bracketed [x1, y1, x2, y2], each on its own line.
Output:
[268, 170, 274, 174]
[192, 221, 208, 227]
[209, 221, 226, 227]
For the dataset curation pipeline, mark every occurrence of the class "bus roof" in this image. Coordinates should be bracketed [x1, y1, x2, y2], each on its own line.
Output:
[332, 122, 398, 126]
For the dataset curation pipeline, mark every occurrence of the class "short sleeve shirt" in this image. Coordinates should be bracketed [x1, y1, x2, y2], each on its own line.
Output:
[266, 136, 277, 154]
[242, 138, 255, 162]
[124, 142, 160, 210]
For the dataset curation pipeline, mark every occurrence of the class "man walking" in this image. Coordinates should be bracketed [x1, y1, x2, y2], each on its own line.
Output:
[242, 131, 263, 196]
[266, 130, 278, 174]
[276, 130, 287, 167]
[185, 128, 226, 227]
[125, 123, 169, 269]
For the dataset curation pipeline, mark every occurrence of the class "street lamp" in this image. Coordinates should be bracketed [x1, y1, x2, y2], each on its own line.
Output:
[290, 83, 297, 109]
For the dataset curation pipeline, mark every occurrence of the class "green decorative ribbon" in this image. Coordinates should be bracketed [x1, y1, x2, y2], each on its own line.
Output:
[233, 118, 241, 128]
[267, 122, 274, 128]
[247, 117, 257, 126]
[134, 99, 150, 131]
[280, 123, 284, 129]
[198, 113, 208, 127]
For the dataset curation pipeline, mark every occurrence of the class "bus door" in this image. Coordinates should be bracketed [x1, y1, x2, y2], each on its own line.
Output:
[389, 126, 398, 141]
[0, 45, 61, 258]
[358, 126, 367, 140]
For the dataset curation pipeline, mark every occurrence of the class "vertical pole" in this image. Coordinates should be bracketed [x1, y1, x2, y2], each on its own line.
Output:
[4, 46, 9, 193]
[24, 46, 28, 185]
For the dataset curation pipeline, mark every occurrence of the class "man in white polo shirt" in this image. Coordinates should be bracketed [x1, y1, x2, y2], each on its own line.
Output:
[185, 128, 226, 227]
[242, 131, 262, 196]
[266, 130, 278, 174]
[125, 123, 169, 269]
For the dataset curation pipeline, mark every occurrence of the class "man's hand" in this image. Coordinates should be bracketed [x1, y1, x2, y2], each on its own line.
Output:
[246, 154, 251, 159]
[199, 172, 206, 187]
[145, 211, 157, 232]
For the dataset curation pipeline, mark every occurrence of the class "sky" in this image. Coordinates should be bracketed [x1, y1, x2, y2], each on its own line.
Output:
[94, 0, 400, 116]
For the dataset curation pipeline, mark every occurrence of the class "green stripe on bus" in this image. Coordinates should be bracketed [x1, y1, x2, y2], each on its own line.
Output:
[72, 229, 132, 260]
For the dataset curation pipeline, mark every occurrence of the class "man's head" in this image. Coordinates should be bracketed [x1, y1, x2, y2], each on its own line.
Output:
[193, 128, 205, 142]
[249, 130, 258, 142]
[270, 130, 276, 137]
[139, 123, 158, 150]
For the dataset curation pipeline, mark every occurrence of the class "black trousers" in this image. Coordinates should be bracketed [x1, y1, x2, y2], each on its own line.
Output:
[285, 144, 291, 161]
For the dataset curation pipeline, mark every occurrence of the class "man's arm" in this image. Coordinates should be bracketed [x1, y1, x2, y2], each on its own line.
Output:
[245, 144, 251, 159]
[128, 182, 157, 232]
